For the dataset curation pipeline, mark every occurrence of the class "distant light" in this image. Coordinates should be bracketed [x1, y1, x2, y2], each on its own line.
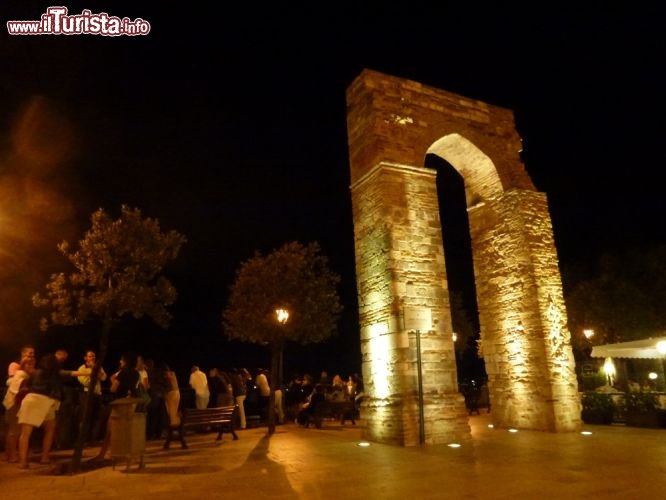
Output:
[649, 372, 658, 380]
[583, 329, 594, 339]
[487, 424, 494, 429]
[508, 428, 518, 433]
[452, 332, 457, 342]
[603, 358, 616, 376]
[581, 431, 593, 436]
[657, 341, 666, 355]
[603, 357, 617, 386]
[357, 441, 371, 447]
[447, 443, 461, 448]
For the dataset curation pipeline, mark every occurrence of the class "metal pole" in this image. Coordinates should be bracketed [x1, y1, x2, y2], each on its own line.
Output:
[415, 329, 425, 445]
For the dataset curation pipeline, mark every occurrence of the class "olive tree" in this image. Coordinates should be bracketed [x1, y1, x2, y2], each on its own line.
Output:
[33, 205, 186, 471]
[223, 241, 342, 434]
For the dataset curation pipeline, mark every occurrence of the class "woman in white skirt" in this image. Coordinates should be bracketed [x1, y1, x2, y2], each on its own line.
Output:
[17, 354, 63, 468]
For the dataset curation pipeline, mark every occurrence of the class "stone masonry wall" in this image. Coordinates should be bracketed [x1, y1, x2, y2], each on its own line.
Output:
[468, 190, 580, 431]
[346, 69, 533, 193]
[351, 163, 470, 446]
[346, 69, 581, 440]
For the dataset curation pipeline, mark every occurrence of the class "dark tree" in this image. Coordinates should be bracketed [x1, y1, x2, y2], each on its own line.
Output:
[223, 241, 342, 434]
[33, 205, 186, 471]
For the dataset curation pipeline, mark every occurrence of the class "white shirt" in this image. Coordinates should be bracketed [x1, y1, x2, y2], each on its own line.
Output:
[189, 369, 209, 396]
[256, 373, 270, 397]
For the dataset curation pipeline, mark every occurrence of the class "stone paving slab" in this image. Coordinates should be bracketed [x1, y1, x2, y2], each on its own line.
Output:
[1, 415, 665, 499]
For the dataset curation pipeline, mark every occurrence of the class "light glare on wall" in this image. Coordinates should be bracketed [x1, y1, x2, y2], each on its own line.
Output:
[369, 321, 389, 337]
[368, 322, 391, 399]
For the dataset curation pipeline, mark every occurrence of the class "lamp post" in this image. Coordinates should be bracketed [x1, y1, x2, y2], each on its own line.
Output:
[582, 328, 595, 363]
[275, 308, 289, 386]
[265, 308, 289, 435]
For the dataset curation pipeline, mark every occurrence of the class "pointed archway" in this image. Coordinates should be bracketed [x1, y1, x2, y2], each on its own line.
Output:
[346, 69, 580, 446]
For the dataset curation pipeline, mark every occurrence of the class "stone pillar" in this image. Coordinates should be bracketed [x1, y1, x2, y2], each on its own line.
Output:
[469, 190, 581, 431]
[346, 68, 581, 440]
[351, 162, 470, 446]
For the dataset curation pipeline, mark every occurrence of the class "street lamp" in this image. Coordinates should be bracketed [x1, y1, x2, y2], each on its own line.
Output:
[275, 308, 289, 325]
[275, 308, 289, 394]
[583, 329, 594, 340]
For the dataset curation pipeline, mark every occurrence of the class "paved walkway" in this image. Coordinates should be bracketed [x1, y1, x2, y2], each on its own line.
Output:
[1, 414, 664, 499]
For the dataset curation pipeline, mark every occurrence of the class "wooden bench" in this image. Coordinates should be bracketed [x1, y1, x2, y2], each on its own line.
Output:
[305, 400, 357, 429]
[163, 405, 239, 449]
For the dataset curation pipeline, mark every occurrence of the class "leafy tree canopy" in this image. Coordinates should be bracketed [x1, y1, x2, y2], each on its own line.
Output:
[223, 241, 343, 346]
[33, 205, 187, 330]
[564, 244, 666, 346]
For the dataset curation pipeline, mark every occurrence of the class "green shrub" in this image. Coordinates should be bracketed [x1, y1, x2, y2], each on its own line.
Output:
[581, 392, 615, 413]
[581, 392, 616, 424]
[624, 392, 659, 414]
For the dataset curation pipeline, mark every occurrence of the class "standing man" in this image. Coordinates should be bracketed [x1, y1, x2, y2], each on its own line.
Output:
[189, 365, 210, 409]
[54, 348, 79, 449]
[54, 349, 69, 366]
[255, 368, 271, 423]
[77, 350, 107, 443]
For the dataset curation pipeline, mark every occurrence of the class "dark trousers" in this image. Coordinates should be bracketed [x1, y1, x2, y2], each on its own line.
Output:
[55, 386, 79, 449]
[146, 394, 167, 439]
[79, 391, 108, 443]
[259, 395, 270, 421]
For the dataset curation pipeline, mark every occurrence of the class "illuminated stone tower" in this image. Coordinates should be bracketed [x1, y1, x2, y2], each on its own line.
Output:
[346, 69, 581, 446]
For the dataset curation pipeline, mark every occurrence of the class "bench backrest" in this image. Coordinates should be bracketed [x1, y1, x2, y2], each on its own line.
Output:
[313, 400, 355, 414]
[181, 405, 237, 426]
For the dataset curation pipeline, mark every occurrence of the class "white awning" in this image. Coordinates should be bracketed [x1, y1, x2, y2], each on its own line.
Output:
[590, 336, 666, 359]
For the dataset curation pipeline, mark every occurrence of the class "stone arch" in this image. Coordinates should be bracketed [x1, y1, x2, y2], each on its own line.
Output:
[346, 69, 581, 447]
[427, 133, 504, 207]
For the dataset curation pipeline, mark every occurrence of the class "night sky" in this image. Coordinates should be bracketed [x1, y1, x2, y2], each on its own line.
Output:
[1, 3, 664, 380]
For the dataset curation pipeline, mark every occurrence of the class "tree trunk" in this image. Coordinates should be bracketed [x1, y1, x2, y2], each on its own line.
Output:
[267, 342, 282, 435]
[71, 318, 112, 472]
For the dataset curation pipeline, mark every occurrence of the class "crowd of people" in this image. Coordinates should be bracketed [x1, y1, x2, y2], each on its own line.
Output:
[2, 344, 364, 469]
[1, 345, 184, 468]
